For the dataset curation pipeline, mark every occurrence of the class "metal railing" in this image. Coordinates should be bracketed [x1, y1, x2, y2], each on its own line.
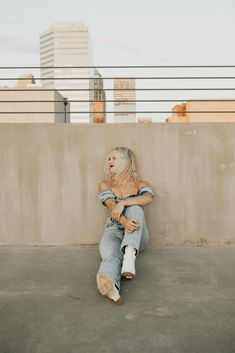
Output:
[1, 65, 235, 122]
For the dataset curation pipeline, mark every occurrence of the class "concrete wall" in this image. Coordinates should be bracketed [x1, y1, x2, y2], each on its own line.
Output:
[0, 123, 235, 246]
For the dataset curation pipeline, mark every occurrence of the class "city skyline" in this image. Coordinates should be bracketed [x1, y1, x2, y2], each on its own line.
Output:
[1, 0, 235, 122]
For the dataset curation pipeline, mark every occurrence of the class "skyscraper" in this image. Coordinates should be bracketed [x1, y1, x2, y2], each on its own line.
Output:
[114, 78, 136, 123]
[92, 69, 106, 123]
[40, 22, 93, 123]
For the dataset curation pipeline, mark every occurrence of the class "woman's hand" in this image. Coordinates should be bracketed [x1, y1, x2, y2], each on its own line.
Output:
[120, 216, 140, 233]
[110, 202, 125, 221]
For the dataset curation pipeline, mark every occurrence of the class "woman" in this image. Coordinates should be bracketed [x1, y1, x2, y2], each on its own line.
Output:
[96, 147, 154, 304]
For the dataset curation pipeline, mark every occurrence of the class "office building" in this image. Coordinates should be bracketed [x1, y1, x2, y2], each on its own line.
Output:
[114, 78, 136, 123]
[166, 100, 235, 122]
[0, 74, 70, 123]
[92, 69, 106, 123]
[40, 22, 93, 123]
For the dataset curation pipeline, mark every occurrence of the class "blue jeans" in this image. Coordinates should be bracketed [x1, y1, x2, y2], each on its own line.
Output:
[98, 205, 150, 291]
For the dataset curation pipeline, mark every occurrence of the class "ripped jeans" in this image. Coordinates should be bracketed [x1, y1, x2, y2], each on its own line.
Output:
[97, 205, 150, 291]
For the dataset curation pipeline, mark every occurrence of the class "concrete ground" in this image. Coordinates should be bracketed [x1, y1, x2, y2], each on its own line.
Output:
[0, 246, 234, 353]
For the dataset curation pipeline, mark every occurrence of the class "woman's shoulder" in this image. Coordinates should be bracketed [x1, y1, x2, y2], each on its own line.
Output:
[98, 181, 110, 192]
[137, 179, 150, 191]
[137, 180, 154, 197]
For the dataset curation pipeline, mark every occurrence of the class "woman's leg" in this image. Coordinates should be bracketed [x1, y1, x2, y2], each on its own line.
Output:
[121, 205, 150, 255]
[97, 225, 124, 291]
[120, 205, 150, 278]
[139, 215, 150, 253]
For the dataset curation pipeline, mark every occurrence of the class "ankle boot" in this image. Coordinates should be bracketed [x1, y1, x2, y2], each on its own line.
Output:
[121, 245, 136, 279]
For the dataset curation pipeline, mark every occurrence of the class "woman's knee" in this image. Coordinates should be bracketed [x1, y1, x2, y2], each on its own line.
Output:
[125, 205, 144, 218]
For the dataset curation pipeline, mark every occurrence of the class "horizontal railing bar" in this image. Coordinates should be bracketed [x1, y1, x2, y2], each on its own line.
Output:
[1, 88, 235, 92]
[1, 65, 235, 69]
[1, 111, 235, 114]
[2, 76, 235, 80]
[1, 99, 235, 103]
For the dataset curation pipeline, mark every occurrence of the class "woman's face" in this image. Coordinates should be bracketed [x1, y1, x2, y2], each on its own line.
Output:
[108, 151, 119, 174]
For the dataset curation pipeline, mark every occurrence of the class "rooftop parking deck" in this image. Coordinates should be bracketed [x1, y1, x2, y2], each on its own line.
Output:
[0, 246, 234, 353]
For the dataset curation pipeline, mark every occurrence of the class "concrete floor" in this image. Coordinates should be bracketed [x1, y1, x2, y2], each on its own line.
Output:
[0, 246, 234, 353]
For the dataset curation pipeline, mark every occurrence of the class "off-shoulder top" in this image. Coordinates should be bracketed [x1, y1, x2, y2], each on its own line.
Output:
[98, 185, 154, 229]
[98, 185, 154, 206]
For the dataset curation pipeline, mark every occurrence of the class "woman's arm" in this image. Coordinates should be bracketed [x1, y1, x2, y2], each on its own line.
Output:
[99, 181, 127, 225]
[122, 180, 153, 207]
[99, 181, 117, 210]
[110, 180, 153, 221]
[121, 193, 152, 207]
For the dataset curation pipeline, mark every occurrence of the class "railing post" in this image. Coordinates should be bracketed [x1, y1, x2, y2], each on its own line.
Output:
[63, 97, 68, 123]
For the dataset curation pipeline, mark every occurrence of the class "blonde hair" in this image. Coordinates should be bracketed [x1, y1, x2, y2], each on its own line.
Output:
[103, 147, 139, 186]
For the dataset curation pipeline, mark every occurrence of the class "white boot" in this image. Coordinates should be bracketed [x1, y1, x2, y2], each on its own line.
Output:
[121, 245, 136, 279]
[96, 272, 124, 305]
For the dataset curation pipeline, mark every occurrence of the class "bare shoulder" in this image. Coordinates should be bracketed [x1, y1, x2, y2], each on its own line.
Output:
[137, 179, 150, 191]
[98, 181, 109, 192]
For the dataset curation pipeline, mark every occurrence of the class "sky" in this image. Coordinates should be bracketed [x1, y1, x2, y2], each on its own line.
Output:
[1, 0, 235, 122]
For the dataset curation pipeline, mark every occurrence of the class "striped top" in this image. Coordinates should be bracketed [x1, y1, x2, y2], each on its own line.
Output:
[98, 185, 154, 206]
